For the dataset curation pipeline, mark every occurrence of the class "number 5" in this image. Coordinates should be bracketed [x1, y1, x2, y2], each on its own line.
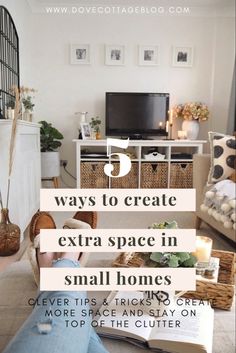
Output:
[104, 138, 131, 178]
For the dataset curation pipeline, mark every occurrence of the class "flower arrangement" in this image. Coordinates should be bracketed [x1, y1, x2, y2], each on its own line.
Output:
[173, 102, 209, 122]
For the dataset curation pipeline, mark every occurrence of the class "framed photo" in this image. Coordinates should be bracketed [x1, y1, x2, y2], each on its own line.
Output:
[139, 45, 160, 66]
[172, 46, 193, 67]
[105, 45, 125, 66]
[70, 44, 90, 65]
[80, 122, 91, 139]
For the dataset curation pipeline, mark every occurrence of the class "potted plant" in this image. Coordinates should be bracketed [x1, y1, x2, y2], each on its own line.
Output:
[20, 86, 36, 121]
[145, 221, 197, 267]
[5, 100, 15, 119]
[90, 116, 102, 139]
[143, 221, 197, 311]
[39, 120, 64, 178]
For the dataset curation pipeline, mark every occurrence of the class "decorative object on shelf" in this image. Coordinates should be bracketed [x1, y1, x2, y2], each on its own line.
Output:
[192, 236, 213, 268]
[143, 152, 165, 161]
[173, 102, 209, 140]
[90, 116, 102, 140]
[166, 109, 174, 139]
[177, 130, 187, 139]
[80, 122, 92, 140]
[172, 46, 193, 68]
[20, 86, 36, 122]
[105, 45, 125, 66]
[70, 44, 91, 65]
[0, 85, 21, 256]
[6, 99, 15, 119]
[182, 120, 199, 140]
[138, 45, 160, 66]
[0, 6, 20, 119]
[39, 120, 64, 178]
[75, 111, 88, 139]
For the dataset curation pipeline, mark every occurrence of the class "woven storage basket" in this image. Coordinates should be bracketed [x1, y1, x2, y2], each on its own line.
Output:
[141, 163, 168, 188]
[170, 162, 193, 188]
[111, 162, 138, 188]
[112, 250, 235, 310]
[81, 162, 108, 188]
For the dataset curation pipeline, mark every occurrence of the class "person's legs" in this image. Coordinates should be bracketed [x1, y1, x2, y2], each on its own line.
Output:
[3, 257, 92, 353]
[88, 329, 110, 353]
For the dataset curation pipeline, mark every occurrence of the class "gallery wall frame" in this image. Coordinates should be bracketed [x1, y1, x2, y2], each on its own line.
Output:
[105, 45, 125, 66]
[139, 45, 160, 66]
[70, 44, 91, 65]
[172, 46, 194, 67]
[69, 43, 195, 68]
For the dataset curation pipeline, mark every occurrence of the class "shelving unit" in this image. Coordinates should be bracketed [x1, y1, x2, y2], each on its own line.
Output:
[73, 139, 207, 189]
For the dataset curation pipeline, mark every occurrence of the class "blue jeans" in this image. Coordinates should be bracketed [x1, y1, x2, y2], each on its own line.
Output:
[3, 259, 109, 353]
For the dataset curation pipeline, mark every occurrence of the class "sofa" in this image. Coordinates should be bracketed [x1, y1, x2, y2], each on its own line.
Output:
[193, 154, 235, 243]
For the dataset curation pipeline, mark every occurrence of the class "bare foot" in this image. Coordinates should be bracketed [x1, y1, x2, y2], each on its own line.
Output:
[59, 252, 81, 262]
[37, 251, 55, 268]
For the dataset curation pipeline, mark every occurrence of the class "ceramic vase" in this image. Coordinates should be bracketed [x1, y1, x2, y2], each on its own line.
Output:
[182, 120, 199, 140]
[0, 208, 20, 256]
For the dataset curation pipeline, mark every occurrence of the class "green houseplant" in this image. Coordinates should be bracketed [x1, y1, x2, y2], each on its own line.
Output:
[39, 121, 64, 179]
[148, 221, 197, 268]
[144, 221, 197, 310]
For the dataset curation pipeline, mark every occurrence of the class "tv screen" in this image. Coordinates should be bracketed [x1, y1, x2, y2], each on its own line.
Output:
[106, 92, 169, 138]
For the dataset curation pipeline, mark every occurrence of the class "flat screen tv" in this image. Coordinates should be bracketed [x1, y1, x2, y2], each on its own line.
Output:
[106, 92, 169, 139]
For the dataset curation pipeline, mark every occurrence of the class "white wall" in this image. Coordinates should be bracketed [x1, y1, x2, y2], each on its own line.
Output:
[1, 1, 235, 185]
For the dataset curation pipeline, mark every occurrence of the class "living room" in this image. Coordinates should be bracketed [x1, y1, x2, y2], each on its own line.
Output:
[0, 0, 235, 353]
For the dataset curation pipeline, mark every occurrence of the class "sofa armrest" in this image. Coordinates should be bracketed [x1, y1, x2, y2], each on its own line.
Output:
[193, 154, 211, 208]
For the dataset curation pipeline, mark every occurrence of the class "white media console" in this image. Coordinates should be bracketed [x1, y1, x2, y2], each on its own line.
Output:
[74, 139, 206, 189]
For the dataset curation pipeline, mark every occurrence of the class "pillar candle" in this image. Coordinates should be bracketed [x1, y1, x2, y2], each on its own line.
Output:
[166, 120, 169, 133]
[169, 109, 173, 124]
[193, 236, 213, 265]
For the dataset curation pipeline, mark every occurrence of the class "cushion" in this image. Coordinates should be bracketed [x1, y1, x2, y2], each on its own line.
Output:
[208, 132, 236, 184]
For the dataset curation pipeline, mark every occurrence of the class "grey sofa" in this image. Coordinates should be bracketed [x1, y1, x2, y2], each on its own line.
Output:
[193, 154, 235, 243]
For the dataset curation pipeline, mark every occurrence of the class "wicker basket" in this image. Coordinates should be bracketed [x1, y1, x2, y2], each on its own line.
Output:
[170, 162, 193, 188]
[111, 162, 138, 188]
[112, 250, 235, 310]
[141, 163, 168, 188]
[81, 162, 108, 188]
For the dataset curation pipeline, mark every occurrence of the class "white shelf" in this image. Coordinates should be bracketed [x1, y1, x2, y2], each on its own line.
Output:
[74, 139, 207, 188]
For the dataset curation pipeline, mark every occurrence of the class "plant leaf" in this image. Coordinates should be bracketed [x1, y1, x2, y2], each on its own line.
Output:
[168, 255, 179, 267]
[176, 252, 190, 263]
[150, 252, 162, 263]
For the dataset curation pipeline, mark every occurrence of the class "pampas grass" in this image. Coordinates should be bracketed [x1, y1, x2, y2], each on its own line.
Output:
[0, 190, 3, 211]
[6, 85, 20, 209]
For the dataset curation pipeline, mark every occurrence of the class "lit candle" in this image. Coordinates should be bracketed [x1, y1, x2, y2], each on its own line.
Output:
[166, 120, 169, 133]
[192, 236, 213, 266]
[178, 130, 187, 139]
[159, 122, 163, 129]
[169, 109, 173, 124]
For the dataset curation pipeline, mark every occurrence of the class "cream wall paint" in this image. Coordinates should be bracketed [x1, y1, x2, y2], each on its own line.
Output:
[29, 11, 234, 183]
[0, 2, 235, 185]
